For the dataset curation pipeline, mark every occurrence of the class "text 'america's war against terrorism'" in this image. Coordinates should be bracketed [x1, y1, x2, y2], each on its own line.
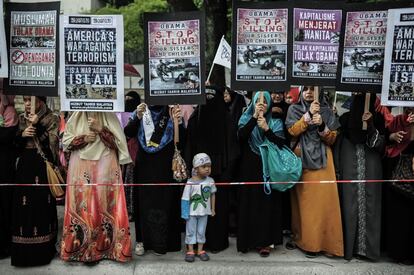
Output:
[394, 27, 414, 61]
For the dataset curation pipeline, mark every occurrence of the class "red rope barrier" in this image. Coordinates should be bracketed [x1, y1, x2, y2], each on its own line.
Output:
[0, 179, 413, 187]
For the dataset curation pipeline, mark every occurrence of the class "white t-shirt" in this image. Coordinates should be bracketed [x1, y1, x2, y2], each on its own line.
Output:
[181, 176, 216, 216]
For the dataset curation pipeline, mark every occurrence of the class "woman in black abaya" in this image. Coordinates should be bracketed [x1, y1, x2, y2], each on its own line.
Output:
[185, 86, 229, 252]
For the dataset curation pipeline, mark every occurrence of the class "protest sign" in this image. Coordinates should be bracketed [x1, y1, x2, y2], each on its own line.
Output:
[337, 4, 396, 93]
[290, 2, 342, 86]
[144, 11, 206, 105]
[0, 2, 8, 78]
[231, 1, 290, 91]
[4, 1, 59, 95]
[382, 7, 414, 106]
[60, 15, 124, 112]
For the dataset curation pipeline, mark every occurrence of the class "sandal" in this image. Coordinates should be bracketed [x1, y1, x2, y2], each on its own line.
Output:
[197, 250, 210, 261]
[185, 251, 195, 263]
[285, 241, 297, 250]
[259, 247, 271, 257]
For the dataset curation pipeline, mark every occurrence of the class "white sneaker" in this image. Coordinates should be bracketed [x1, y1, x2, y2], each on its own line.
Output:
[135, 242, 145, 256]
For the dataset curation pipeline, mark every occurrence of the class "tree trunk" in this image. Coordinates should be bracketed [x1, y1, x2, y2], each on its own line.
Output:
[204, 0, 228, 88]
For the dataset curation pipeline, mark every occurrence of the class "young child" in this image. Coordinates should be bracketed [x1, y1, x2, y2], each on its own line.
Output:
[181, 153, 216, 262]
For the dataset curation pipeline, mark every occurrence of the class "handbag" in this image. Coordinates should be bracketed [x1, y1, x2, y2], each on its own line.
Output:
[34, 138, 65, 198]
[171, 115, 188, 182]
[390, 154, 414, 200]
[259, 139, 302, 194]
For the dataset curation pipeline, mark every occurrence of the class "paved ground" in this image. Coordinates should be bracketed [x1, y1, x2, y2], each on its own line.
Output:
[0, 206, 413, 275]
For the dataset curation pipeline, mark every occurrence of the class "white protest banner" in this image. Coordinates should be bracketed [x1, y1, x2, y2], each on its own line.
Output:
[60, 15, 124, 112]
[382, 8, 414, 107]
[0, 2, 8, 78]
[213, 36, 231, 69]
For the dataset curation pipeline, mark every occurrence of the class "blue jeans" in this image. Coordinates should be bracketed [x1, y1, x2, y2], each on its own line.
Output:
[185, 215, 208, 244]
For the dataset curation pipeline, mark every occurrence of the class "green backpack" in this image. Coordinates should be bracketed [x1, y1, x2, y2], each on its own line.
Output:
[259, 139, 302, 194]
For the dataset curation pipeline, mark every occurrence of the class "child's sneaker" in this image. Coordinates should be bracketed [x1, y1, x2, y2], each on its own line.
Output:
[197, 250, 210, 261]
[135, 242, 145, 256]
[185, 251, 195, 262]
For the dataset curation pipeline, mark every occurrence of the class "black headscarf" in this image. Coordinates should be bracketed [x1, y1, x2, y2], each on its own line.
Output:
[224, 87, 246, 163]
[125, 91, 141, 112]
[185, 85, 227, 178]
[339, 93, 382, 145]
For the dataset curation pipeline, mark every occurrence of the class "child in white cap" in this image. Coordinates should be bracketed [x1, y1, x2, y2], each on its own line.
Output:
[181, 153, 216, 262]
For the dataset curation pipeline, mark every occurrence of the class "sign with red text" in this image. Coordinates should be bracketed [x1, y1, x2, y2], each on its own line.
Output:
[144, 11, 206, 105]
[4, 1, 59, 95]
[231, 1, 290, 91]
[336, 4, 394, 93]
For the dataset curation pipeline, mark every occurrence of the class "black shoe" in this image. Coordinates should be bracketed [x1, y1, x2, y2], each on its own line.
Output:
[84, 260, 100, 266]
[285, 241, 297, 250]
[305, 252, 318, 258]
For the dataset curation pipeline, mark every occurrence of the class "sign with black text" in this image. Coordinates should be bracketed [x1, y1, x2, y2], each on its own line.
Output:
[5, 1, 59, 95]
[60, 15, 124, 112]
[382, 8, 414, 106]
[144, 11, 206, 105]
[231, 1, 290, 91]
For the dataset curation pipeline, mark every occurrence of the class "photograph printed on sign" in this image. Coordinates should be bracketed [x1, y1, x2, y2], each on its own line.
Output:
[149, 57, 200, 96]
[236, 45, 286, 81]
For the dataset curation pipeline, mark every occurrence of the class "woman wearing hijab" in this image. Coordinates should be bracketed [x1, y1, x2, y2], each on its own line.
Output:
[285, 86, 343, 258]
[61, 112, 132, 263]
[117, 91, 141, 220]
[334, 93, 385, 261]
[0, 92, 18, 259]
[223, 87, 246, 235]
[237, 91, 285, 257]
[11, 96, 59, 266]
[185, 86, 229, 252]
[383, 108, 414, 265]
[124, 104, 183, 256]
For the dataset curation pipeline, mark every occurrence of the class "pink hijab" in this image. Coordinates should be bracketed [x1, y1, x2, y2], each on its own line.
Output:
[0, 91, 18, 127]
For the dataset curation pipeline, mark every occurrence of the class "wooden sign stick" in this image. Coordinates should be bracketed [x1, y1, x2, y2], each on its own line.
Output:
[258, 91, 264, 117]
[30, 96, 36, 115]
[362, 93, 371, 130]
[313, 86, 319, 105]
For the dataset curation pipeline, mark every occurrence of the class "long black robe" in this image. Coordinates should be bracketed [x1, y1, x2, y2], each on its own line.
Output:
[334, 95, 385, 260]
[184, 87, 229, 252]
[384, 142, 414, 263]
[125, 114, 184, 254]
[236, 118, 283, 252]
[0, 125, 17, 258]
[11, 110, 59, 267]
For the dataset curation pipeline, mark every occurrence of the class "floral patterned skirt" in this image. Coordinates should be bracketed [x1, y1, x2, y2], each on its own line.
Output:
[60, 150, 131, 262]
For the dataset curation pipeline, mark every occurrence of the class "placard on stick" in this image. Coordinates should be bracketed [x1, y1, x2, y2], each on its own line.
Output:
[144, 11, 206, 106]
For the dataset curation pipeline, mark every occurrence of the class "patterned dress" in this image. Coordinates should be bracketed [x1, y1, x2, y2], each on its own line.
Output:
[60, 128, 131, 263]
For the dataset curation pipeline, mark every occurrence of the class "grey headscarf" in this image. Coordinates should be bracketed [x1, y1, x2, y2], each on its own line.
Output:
[285, 89, 339, 170]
